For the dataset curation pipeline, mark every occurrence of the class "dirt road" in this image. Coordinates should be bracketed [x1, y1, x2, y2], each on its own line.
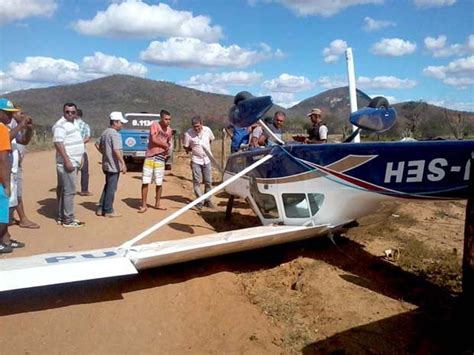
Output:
[0, 146, 471, 354]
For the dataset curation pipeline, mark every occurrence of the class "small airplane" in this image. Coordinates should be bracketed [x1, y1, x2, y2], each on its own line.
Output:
[1, 53, 473, 293]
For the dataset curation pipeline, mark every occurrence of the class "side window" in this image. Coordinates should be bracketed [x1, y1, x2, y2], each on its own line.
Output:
[250, 178, 279, 219]
[308, 193, 324, 216]
[282, 193, 310, 218]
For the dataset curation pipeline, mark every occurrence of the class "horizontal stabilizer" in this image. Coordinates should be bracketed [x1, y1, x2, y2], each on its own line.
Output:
[0, 248, 137, 292]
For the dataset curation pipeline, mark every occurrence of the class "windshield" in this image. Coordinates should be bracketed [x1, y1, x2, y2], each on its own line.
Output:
[124, 114, 160, 130]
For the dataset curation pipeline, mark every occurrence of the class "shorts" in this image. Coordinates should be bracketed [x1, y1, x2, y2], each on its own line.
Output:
[8, 173, 18, 208]
[0, 184, 9, 224]
[142, 155, 165, 185]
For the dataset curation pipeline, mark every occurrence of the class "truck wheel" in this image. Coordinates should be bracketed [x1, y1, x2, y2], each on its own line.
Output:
[368, 96, 389, 109]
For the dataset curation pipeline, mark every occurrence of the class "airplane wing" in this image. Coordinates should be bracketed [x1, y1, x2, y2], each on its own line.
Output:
[0, 248, 138, 292]
[0, 224, 331, 292]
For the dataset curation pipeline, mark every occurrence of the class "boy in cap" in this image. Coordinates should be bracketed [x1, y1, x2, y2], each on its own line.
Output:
[306, 108, 328, 143]
[0, 98, 25, 252]
[95, 112, 127, 217]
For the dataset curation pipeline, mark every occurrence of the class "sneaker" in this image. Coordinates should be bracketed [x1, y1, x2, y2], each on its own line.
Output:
[0, 242, 13, 254]
[195, 204, 203, 211]
[9, 239, 25, 248]
[57, 218, 80, 225]
[95, 209, 104, 216]
[62, 221, 85, 228]
[104, 212, 122, 218]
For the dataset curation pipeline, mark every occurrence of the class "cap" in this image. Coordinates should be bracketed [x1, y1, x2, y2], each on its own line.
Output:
[110, 111, 128, 123]
[0, 98, 19, 112]
[307, 108, 322, 117]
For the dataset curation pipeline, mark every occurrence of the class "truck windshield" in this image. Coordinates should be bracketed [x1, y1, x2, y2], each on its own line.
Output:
[124, 114, 160, 129]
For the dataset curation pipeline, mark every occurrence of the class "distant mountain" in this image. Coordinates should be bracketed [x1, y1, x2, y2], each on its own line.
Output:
[5, 74, 473, 138]
[5, 74, 289, 135]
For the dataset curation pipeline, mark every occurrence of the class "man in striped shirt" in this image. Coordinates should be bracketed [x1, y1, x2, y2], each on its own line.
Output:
[52, 103, 85, 227]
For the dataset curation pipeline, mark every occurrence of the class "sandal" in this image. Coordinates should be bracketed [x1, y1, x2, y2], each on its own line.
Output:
[9, 239, 25, 248]
[19, 221, 40, 229]
[137, 206, 147, 214]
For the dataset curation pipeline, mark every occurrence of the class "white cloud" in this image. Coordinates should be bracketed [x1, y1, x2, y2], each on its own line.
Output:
[323, 39, 348, 63]
[424, 34, 474, 57]
[362, 16, 395, 32]
[140, 37, 279, 68]
[317, 76, 347, 89]
[8, 57, 85, 84]
[73, 1, 222, 42]
[413, 0, 456, 8]
[82, 52, 147, 77]
[181, 71, 263, 94]
[358, 76, 417, 89]
[0, 0, 57, 26]
[423, 56, 474, 89]
[4, 54, 147, 88]
[270, 92, 299, 108]
[262, 73, 314, 93]
[427, 99, 474, 112]
[317, 75, 416, 90]
[371, 38, 416, 56]
[0, 71, 43, 94]
[257, 0, 383, 17]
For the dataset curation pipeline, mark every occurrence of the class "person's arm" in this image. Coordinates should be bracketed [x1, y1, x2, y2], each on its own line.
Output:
[257, 133, 267, 146]
[149, 123, 170, 150]
[14, 114, 33, 145]
[94, 140, 102, 153]
[54, 142, 75, 172]
[224, 126, 233, 138]
[183, 132, 192, 153]
[53, 126, 74, 172]
[83, 123, 91, 144]
[0, 151, 11, 196]
[113, 149, 127, 174]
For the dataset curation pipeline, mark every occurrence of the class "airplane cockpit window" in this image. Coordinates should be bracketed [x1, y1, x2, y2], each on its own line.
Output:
[308, 193, 325, 215]
[283, 193, 325, 218]
[282, 193, 310, 218]
[250, 178, 279, 219]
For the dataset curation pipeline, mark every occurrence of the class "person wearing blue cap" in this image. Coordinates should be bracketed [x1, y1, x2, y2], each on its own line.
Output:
[0, 98, 25, 253]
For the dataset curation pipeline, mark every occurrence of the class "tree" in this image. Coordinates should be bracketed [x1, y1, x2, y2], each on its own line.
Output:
[445, 109, 468, 140]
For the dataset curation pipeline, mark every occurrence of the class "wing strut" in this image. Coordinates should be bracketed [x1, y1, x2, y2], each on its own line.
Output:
[121, 154, 274, 249]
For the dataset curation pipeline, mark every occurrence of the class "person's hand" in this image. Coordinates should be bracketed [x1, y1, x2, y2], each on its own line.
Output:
[121, 163, 127, 174]
[64, 159, 75, 172]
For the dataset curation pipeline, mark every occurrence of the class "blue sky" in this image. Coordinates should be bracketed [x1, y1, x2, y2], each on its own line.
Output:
[1, 0, 473, 111]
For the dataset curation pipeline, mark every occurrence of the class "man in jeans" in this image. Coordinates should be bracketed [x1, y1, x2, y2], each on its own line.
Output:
[95, 112, 127, 218]
[183, 116, 215, 210]
[52, 103, 85, 228]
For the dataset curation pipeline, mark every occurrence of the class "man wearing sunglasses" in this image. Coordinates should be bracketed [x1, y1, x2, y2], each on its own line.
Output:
[52, 103, 85, 227]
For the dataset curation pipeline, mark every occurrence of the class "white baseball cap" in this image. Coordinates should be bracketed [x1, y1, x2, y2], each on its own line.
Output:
[110, 111, 128, 123]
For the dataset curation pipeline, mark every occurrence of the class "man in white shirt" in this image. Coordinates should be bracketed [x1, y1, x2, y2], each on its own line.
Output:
[183, 116, 215, 209]
[52, 103, 85, 227]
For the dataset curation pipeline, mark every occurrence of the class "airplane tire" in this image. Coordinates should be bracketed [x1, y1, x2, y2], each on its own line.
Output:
[368, 96, 389, 109]
[234, 91, 253, 104]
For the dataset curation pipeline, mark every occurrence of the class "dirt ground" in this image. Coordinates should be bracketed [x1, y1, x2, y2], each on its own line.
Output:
[0, 145, 472, 354]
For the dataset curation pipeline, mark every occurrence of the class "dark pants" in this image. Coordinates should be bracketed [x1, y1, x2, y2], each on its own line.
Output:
[98, 171, 119, 214]
[80, 152, 89, 193]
